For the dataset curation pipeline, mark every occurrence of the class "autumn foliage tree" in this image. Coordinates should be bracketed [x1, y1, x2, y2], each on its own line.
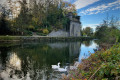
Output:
[0, 0, 77, 35]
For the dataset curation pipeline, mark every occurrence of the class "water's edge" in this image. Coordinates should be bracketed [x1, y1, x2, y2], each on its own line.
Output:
[0, 36, 94, 42]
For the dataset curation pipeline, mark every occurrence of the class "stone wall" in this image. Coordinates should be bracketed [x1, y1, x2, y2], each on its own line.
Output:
[48, 12, 81, 37]
[48, 21, 81, 37]
[70, 21, 81, 37]
[48, 30, 69, 37]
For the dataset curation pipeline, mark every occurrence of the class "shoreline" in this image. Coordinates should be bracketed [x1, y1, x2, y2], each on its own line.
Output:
[0, 36, 94, 42]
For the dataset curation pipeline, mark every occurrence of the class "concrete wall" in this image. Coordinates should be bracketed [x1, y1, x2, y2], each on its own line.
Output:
[70, 21, 81, 37]
[48, 30, 69, 37]
[48, 21, 81, 37]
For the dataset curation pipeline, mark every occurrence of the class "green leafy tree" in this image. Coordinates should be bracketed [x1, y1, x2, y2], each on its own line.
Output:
[83, 27, 93, 36]
[0, 7, 10, 35]
[94, 16, 120, 43]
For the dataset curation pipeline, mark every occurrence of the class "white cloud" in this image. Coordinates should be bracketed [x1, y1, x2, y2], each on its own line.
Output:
[80, 0, 120, 15]
[74, 0, 99, 9]
[62, 0, 72, 2]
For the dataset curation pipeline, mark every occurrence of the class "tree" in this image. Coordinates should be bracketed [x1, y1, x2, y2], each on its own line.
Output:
[0, 0, 78, 36]
[94, 16, 120, 43]
[14, 0, 32, 35]
[61, 2, 77, 16]
[0, 7, 10, 35]
[82, 27, 93, 36]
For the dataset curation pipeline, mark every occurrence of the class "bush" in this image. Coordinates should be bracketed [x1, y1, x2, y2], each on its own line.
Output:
[23, 30, 32, 36]
[43, 29, 49, 34]
[36, 32, 47, 36]
[64, 44, 120, 80]
[28, 25, 35, 30]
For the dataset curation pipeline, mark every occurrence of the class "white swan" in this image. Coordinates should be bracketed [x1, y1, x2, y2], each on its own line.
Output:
[52, 62, 60, 69]
[58, 66, 68, 72]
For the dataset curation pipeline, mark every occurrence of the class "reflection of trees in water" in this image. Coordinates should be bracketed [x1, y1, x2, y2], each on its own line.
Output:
[82, 40, 92, 47]
[7, 53, 21, 70]
[94, 40, 99, 44]
[79, 40, 99, 62]
[0, 52, 23, 80]
[17, 44, 68, 66]
[0, 47, 11, 68]
[11, 43, 70, 79]
[0, 51, 51, 80]
[0, 42, 82, 80]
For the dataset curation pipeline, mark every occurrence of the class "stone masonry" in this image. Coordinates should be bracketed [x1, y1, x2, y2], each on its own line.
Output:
[67, 12, 81, 37]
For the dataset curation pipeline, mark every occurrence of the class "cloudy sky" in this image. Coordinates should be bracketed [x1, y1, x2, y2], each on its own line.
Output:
[65, 0, 120, 30]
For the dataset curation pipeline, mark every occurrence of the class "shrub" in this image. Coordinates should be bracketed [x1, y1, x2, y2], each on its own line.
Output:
[43, 29, 49, 34]
[64, 44, 120, 80]
[28, 25, 35, 30]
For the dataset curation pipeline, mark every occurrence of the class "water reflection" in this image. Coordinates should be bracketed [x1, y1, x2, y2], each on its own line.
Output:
[0, 40, 98, 80]
[8, 53, 21, 70]
[79, 41, 99, 62]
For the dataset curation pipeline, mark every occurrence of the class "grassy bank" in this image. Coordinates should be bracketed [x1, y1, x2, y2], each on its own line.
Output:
[0, 36, 93, 42]
[0, 36, 21, 42]
[63, 44, 120, 80]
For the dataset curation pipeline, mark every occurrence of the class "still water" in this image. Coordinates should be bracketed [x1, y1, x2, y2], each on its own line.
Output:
[0, 40, 99, 80]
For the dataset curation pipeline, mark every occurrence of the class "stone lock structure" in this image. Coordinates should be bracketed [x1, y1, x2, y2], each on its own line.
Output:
[66, 12, 81, 37]
[48, 12, 81, 37]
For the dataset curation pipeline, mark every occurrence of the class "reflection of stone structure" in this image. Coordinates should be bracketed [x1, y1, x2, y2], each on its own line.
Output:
[69, 42, 81, 58]
[48, 42, 68, 49]
[66, 12, 81, 37]
[48, 42, 81, 59]
[0, 42, 82, 80]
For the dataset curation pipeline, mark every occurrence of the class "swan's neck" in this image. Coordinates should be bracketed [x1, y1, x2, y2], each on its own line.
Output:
[58, 64, 60, 67]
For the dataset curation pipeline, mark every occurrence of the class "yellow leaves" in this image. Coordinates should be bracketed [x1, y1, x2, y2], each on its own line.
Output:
[91, 53, 95, 56]
[119, 65, 120, 68]
[43, 29, 49, 34]
[78, 64, 83, 69]
[28, 25, 35, 29]
[97, 60, 101, 63]
[32, 17, 39, 24]
[62, 1, 77, 15]
[68, 3, 72, 7]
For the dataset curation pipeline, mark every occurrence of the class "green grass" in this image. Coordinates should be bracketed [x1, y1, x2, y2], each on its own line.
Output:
[0, 36, 21, 41]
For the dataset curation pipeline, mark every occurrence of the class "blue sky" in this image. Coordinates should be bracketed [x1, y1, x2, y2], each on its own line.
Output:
[64, 0, 120, 30]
